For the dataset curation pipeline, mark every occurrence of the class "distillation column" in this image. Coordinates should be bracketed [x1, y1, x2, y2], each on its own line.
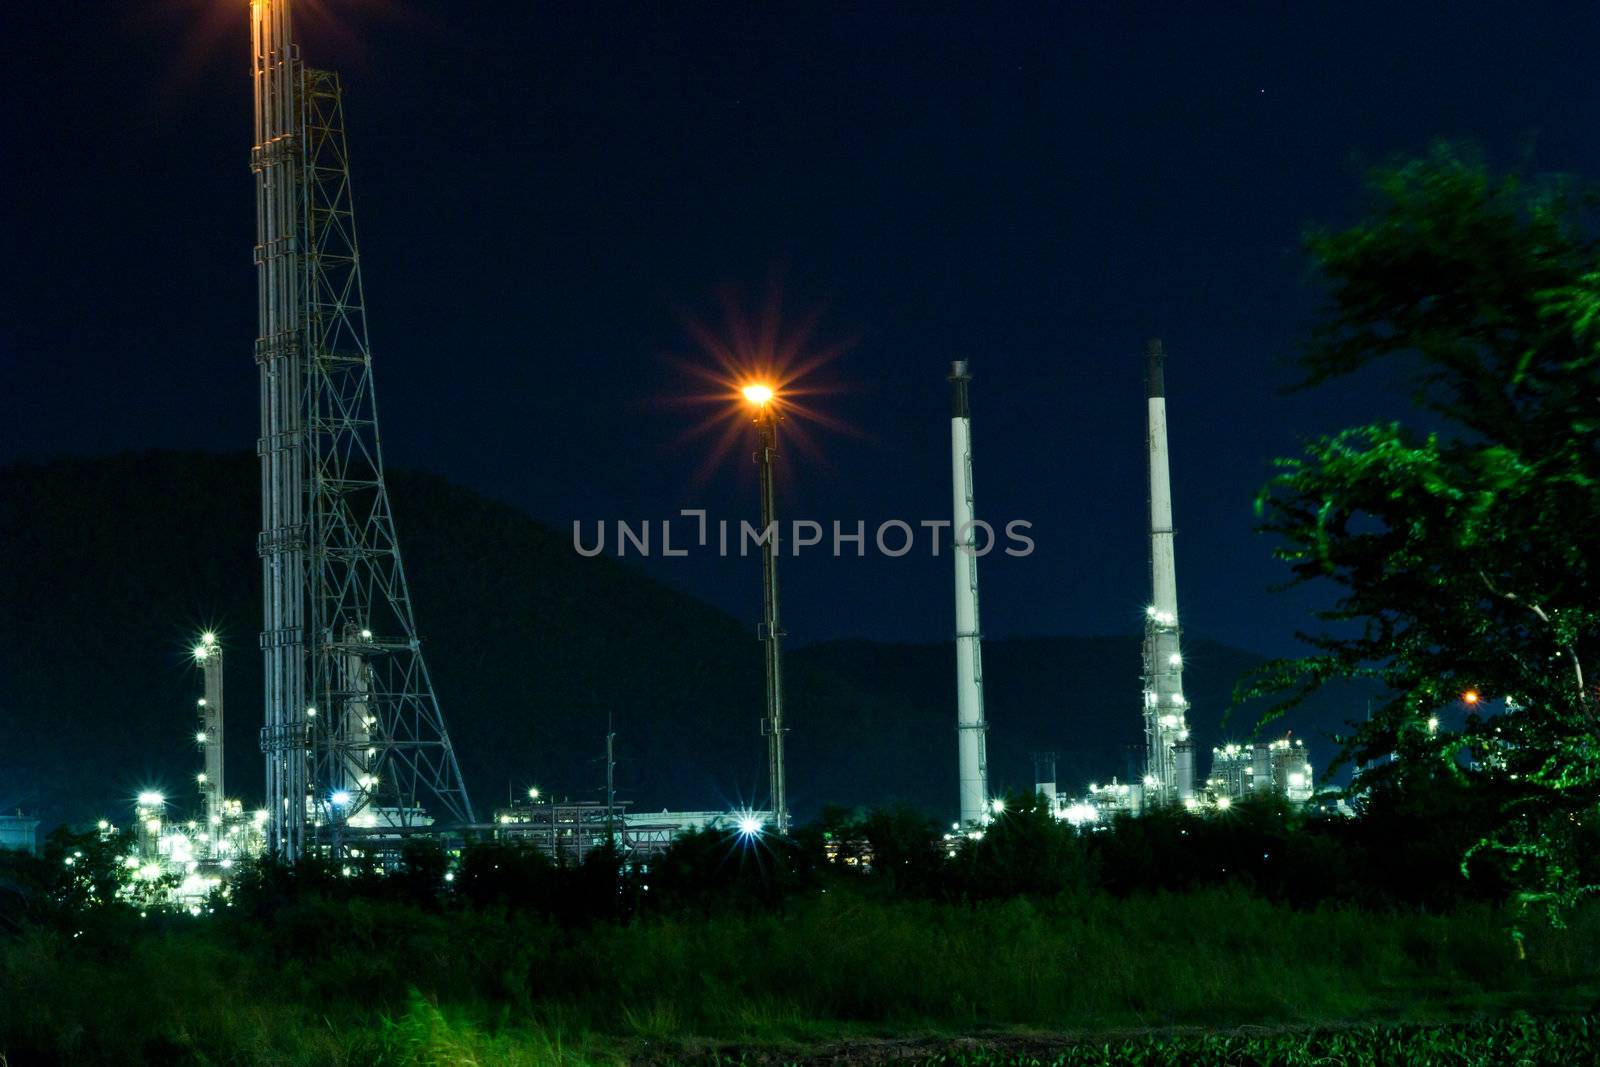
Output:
[252, 0, 310, 859]
[1142, 339, 1194, 805]
[195, 634, 225, 830]
[950, 361, 990, 826]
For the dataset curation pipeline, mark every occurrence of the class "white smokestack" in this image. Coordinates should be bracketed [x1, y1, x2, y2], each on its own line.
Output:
[1142, 339, 1194, 804]
[950, 360, 990, 826]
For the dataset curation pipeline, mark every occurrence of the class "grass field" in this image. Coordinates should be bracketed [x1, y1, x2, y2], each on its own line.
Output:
[3, 886, 1597, 1065]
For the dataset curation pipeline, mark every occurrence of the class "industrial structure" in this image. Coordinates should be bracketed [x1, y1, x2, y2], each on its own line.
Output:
[1206, 737, 1316, 805]
[949, 361, 991, 827]
[1141, 339, 1195, 807]
[250, 0, 472, 861]
[490, 794, 773, 862]
[744, 383, 790, 832]
[123, 789, 268, 912]
[0, 814, 39, 855]
[143, 4, 1328, 883]
[112, 636, 270, 909]
[1031, 752, 1057, 812]
[1044, 342, 1319, 825]
[194, 633, 225, 830]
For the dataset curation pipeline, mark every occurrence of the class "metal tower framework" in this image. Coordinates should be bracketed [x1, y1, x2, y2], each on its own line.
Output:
[252, 0, 473, 861]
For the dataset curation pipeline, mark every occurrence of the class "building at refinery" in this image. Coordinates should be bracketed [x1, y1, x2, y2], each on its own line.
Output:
[121, 789, 268, 912]
[109, 634, 268, 911]
[0, 814, 40, 855]
[1207, 738, 1316, 805]
[489, 796, 775, 863]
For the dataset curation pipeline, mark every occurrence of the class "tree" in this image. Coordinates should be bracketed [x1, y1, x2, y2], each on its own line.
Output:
[1244, 145, 1600, 920]
[951, 792, 1095, 900]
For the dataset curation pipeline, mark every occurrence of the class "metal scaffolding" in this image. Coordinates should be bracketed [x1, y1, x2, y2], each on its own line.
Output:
[252, 1, 473, 861]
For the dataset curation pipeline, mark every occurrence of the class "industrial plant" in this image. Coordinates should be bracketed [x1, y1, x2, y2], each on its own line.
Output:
[58, 0, 1323, 913]
[953, 342, 1316, 831]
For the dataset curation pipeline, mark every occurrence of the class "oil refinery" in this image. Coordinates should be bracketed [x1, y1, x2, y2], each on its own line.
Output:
[77, 0, 1324, 912]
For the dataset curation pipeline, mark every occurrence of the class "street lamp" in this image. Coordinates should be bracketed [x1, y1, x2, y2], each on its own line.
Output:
[744, 382, 788, 833]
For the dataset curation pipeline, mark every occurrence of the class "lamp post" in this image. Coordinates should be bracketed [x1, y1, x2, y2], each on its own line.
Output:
[743, 383, 788, 832]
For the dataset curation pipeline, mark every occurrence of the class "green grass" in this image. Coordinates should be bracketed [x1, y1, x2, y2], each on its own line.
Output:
[692, 1015, 1600, 1066]
[3, 888, 1597, 1065]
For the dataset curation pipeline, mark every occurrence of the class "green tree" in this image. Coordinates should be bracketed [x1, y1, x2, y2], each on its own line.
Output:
[1245, 146, 1600, 920]
[952, 792, 1095, 899]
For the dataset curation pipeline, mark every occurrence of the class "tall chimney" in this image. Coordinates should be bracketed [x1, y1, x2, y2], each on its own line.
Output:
[1142, 340, 1194, 804]
[950, 360, 990, 826]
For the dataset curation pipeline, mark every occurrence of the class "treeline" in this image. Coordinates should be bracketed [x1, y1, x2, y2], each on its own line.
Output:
[259, 780, 1553, 921]
[2, 778, 1563, 939]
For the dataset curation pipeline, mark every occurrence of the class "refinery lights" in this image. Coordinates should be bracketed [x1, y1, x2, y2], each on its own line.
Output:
[741, 383, 775, 406]
[1064, 802, 1099, 826]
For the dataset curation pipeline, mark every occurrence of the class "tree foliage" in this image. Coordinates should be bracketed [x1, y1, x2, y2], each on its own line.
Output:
[1244, 145, 1600, 918]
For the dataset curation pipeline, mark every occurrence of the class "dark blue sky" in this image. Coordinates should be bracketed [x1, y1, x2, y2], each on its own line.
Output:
[4, 1, 1597, 656]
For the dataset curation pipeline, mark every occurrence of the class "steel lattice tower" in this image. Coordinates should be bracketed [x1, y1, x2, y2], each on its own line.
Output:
[252, 0, 473, 861]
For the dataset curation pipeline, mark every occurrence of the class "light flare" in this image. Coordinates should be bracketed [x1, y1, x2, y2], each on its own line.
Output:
[661, 289, 859, 484]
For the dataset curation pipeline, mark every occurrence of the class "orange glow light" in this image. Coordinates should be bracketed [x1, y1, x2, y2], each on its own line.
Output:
[661, 289, 857, 484]
[1462, 689, 1480, 705]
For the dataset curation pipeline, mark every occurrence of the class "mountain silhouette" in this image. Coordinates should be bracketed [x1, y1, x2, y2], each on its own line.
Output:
[0, 451, 1358, 829]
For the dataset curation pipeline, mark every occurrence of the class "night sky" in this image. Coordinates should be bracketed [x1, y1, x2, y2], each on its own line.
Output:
[5, 2, 1598, 658]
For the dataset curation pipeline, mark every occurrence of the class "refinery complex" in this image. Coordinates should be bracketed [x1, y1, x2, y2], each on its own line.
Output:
[5, 0, 1323, 896]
